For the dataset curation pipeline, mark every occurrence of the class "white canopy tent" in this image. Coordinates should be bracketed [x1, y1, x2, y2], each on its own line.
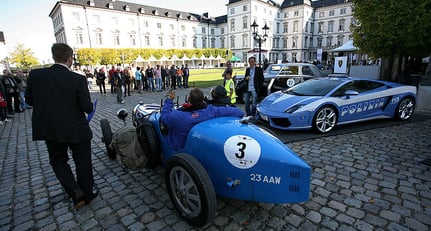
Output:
[181, 54, 190, 65]
[191, 54, 198, 68]
[331, 40, 358, 52]
[208, 54, 215, 67]
[171, 54, 179, 65]
[159, 55, 169, 65]
[215, 54, 224, 67]
[134, 55, 146, 66]
[147, 55, 157, 65]
[200, 54, 208, 68]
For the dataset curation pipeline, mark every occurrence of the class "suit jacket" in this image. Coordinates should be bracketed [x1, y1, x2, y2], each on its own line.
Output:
[244, 66, 264, 93]
[26, 64, 93, 143]
[113, 72, 123, 87]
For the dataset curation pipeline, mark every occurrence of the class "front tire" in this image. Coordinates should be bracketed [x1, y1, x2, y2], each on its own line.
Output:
[313, 106, 337, 133]
[100, 119, 116, 159]
[395, 97, 415, 121]
[165, 154, 217, 227]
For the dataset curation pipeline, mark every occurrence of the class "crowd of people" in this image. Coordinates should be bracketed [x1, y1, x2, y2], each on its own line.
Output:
[79, 63, 191, 104]
[0, 69, 32, 125]
[1, 55, 259, 126]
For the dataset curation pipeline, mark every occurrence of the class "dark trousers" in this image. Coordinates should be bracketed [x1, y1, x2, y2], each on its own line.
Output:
[115, 86, 123, 102]
[45, 140, 94, 200]
[98, 83, 106, 94]
[110, 79, 114, 93]
[6, 91, 20, 113]
[176, 76, 182, 89]
[0, 107, 6, 121]
[161, 76, 166, 90]
[171, 76, 176, 89]
[183, 75, 189, 88]
[143, 78, 148, 90]
[123, 83, 131, 96]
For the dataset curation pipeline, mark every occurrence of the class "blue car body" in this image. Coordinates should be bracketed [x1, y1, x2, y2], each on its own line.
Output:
[106, 102, 311, 226]
[144, 112, 311, 203]
[257, 77, 417, 132]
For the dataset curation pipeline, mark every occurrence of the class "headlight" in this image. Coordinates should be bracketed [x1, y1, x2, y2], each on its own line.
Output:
[285, 104, 305, 113]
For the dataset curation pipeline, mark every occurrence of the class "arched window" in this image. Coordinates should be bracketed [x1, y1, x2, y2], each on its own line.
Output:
[242, 34, 248, 48]
[230, 35, 235, 49]
[242, 16, 248, 29]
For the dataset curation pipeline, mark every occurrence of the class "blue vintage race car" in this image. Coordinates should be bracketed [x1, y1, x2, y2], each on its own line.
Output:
[257, 77, 417, 133]
[100, 102, 311, 227]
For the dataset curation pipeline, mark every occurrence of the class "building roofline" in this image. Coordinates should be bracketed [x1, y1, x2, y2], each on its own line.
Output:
[49, 0, 229, 24]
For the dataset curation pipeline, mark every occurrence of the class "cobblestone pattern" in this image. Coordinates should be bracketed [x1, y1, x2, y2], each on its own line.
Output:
[0, 87, 430, 230]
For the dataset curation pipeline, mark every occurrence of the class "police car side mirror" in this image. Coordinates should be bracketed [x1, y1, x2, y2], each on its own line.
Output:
[344, 90, 359, 99]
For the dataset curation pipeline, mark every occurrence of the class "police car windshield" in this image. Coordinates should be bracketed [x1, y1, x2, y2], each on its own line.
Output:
[285, 79, 342, 96]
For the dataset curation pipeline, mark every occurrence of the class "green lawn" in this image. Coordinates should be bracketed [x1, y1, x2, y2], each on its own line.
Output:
[188, 68, 246, 88]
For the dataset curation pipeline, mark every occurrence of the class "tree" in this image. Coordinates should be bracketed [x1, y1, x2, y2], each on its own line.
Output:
[75, 48, 228, 67]
[9, 43, 39, 70]
[351, 0, 431, 81]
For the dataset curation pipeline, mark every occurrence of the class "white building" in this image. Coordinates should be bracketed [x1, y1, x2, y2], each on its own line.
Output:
[49, 0, 354, 64]
[0, 32, 10, 72]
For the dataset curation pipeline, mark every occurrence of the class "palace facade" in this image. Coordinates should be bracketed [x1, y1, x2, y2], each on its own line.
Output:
[49, 0, 354, 64]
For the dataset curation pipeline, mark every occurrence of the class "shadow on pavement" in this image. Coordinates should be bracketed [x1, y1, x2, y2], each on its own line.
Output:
[253, 113, 431, 143]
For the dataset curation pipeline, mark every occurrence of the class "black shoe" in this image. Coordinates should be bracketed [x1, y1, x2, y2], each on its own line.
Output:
[73, 189, 85, 209]
[85, 190, 99, 204]
[15, 110, 24, 113]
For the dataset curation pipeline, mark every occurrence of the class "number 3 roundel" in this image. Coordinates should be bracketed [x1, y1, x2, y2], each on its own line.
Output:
[224, 135, 261, 169]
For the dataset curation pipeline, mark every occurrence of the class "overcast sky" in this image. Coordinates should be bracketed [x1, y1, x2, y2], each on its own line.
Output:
[0, 0, 230, 63]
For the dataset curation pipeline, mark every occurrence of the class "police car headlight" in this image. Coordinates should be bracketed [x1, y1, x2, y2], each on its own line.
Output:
[285, 104, 305, 113]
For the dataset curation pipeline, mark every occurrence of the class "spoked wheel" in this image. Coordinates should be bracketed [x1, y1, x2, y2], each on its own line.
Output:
[313, 106, 337, 133]
[395, 97, 415, 121]
[100, 119, 116, 159]
[165, 154, 217, 227]
[136, 121, 161, 169]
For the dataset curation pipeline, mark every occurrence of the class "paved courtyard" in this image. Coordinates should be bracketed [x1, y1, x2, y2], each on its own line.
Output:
[0, 86, 430, 230]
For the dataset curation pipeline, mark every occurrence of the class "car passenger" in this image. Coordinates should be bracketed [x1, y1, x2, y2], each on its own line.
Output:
[205, 85, 233, 106]
[161, 88, 244, 149]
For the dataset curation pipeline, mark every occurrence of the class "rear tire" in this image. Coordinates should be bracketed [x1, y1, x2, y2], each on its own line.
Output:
[100, 119, 116, 159]
[395, 97, 415, 121]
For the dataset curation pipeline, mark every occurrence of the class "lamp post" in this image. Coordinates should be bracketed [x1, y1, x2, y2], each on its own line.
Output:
[251, 20, 269, 67]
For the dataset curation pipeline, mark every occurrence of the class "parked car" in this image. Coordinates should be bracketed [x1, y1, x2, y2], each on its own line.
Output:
[235, 63, 327, 102]
[256, 77, 417, 133]
[100, 101, 311, 227]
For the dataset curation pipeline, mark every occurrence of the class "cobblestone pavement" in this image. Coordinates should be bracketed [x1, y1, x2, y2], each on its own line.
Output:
[0, 86, 430, 231]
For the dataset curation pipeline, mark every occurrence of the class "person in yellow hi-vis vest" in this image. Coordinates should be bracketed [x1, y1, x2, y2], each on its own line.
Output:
[224, 69, 236, 104]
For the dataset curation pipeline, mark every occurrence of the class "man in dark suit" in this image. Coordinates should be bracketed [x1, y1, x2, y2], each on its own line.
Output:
[112, 67, 124, 103]
[25, 43, 98, 209]
[243, 56, 264, 116]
